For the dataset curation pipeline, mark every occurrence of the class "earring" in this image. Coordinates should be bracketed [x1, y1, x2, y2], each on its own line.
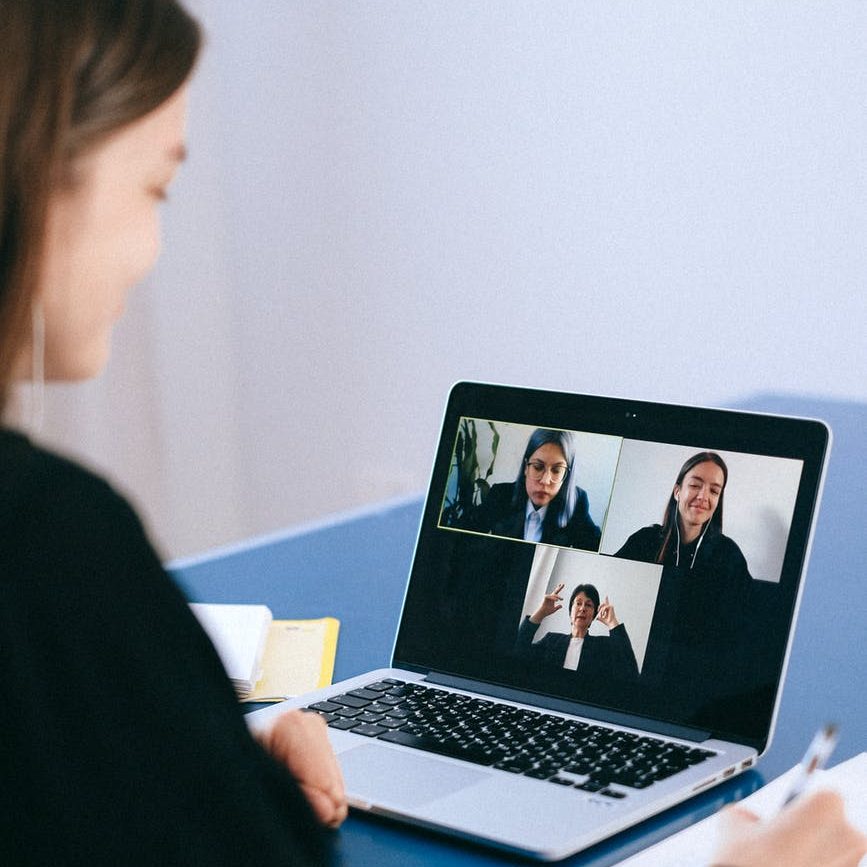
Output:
[30, 302, 45, 431]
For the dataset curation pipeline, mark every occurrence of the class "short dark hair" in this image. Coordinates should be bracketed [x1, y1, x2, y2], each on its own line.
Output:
[568, 584, 599, 614]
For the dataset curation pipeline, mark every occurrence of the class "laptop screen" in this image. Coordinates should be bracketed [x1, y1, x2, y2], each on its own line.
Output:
[393, 382, 829, 752]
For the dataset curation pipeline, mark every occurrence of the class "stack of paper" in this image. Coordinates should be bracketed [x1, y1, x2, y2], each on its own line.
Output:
[190, 603, 273, 697]
[190, 603, 340, 701]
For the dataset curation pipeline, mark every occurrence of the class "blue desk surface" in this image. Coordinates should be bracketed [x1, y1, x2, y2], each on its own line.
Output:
[173, 396, 866, 866]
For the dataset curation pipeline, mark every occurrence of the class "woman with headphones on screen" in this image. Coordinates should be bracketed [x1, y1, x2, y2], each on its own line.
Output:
[0, 2, 861, 864]
[614, 451, 752, 581]
[613, 453, 762, 726]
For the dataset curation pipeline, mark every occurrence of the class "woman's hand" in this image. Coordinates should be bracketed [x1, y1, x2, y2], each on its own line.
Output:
[530, 582, 565, 624]
[711, 789, 867, 867]
[596, 596, 620, 630]
[259, 709, 348, 828]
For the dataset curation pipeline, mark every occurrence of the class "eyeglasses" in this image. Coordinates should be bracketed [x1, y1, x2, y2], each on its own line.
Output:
[525, 460, 569, 484]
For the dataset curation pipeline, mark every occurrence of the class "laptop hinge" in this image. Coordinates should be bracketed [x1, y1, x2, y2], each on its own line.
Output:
[424, 672, 712, 743]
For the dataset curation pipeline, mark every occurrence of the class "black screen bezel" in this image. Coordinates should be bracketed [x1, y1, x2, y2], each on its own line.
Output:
[392, 381, 830, 752]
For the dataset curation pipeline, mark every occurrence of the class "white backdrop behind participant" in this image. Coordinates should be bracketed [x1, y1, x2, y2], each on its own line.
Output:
[600, 441, 802, 583]
[519, 546, 661, 672]
[454, 420, 621, 534]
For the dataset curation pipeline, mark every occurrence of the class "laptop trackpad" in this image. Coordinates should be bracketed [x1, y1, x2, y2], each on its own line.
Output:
[339, 743, 489, 809]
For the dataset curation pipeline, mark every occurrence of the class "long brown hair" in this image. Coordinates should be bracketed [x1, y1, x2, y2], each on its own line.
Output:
[0, 0, 201, 411]
[655, 451, 728, 564]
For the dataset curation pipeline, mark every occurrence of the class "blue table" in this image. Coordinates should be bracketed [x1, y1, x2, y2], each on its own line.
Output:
[172, 396, 866, 865]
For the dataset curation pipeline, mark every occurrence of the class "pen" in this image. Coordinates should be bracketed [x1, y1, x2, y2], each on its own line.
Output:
[781, 722, 838, 807]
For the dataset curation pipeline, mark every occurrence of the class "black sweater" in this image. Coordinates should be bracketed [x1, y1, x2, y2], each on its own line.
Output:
[614, 522, 753, 584]
[0, 429, 329, 866]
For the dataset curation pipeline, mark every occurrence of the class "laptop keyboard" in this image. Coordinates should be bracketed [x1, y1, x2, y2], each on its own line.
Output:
[307, 679, 716, 798]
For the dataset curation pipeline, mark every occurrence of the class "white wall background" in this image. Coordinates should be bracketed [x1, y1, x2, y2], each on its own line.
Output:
[599, 442, 802, 582]
[519, 546, 662, 671]
[27, 2, 867, 560]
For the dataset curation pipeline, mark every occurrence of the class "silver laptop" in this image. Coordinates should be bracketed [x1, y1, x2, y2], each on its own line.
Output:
[248, 382, 830, 861]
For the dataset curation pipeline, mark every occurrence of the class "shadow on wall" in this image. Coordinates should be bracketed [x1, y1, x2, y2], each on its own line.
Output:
[753, 507, 790, 583]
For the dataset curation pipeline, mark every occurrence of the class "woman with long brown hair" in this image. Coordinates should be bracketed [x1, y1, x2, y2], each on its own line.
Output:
[0, 4, 861, 865]
[614, 451, 752, 582]
[0, 3, 344, 864]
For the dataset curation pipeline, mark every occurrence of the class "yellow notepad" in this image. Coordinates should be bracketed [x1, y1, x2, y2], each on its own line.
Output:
[242, 617, 340, 702]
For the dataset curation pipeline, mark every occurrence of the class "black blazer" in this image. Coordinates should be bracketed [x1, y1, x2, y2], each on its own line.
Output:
[515, 617, 639, 683]
[472, 482, 601, 551]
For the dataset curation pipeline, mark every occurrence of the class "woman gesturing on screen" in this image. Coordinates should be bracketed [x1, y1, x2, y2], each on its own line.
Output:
[515, 582, 638, 683]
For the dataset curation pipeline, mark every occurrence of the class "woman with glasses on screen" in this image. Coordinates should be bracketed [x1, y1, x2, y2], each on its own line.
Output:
[470, 428, 601, 550]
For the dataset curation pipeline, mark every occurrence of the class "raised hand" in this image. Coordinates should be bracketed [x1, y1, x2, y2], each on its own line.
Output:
[530, 582, 565, 624]
[596, 595, 620, 629]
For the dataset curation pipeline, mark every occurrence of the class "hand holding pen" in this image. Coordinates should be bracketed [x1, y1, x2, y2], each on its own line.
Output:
[711, 723, 867, 867]
[781, 722, 838, 806]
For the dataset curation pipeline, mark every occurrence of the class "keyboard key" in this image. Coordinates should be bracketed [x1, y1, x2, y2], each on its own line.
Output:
[348, 688, 385, 701]
[309, 701, 342, 713]
[524, 767, 554, 780]
[334, 707, 363, 718]
[332, 694, 372, 709]
[365, 703, 393, 715]
[353, 724, 388, 737]
[384, 707, 412, 719]
[685, 748, 714, 764]
[564, 761, 594, 775]
[493, 762, 529, 774]
[328, 718, 360, 731]
[332, 682, 716, 791]
[377, 729, 503, 766]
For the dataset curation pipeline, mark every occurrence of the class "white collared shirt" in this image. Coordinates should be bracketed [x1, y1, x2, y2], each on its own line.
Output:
[562, 636, 584, 670]
[524, 502, 548, 542]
